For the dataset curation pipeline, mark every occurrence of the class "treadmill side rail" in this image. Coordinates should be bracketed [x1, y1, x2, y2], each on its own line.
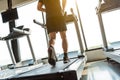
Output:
[65, 55, 87, 80]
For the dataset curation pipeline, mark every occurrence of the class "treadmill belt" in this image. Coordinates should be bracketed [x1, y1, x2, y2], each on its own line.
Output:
[13, 59, 78, 77]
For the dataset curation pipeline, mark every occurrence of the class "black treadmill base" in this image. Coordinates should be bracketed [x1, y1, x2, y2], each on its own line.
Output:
[10, 70, 77, 80]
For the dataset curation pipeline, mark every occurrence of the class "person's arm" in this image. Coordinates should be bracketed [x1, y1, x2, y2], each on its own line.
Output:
[62, 0, 67, 12]
[37, 1, 46, 12]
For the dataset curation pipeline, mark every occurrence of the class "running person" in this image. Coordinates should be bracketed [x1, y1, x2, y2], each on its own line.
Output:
[37, 0, 69, 66]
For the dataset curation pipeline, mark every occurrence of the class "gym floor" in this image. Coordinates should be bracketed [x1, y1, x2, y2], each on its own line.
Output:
[81, 60, 120, 80]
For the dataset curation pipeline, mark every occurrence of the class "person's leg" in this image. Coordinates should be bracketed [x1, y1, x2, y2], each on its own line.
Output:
[48, 32, 57, 66]
[60, 31, 68, 53]
[60, 31, 69, 63]
[48, 32, 56, 47]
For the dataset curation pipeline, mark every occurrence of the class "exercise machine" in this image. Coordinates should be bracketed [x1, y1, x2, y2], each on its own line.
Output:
[0, 8, 87, 80]
[0, 26, 40, 68]
[0, 7, 38, 69]
[96, 0, 120, 63]
[0, 0, 42, 69]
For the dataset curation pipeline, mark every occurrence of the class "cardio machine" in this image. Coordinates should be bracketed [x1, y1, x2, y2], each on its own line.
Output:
[24, 8, 87, 80]
[0, 0, 86, 80]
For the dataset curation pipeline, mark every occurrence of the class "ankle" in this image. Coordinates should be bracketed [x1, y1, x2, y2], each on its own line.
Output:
[64, 53, 68, 58]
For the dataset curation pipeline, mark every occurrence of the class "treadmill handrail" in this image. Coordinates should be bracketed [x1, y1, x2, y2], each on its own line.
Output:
[96, 0, 120, 13]
[2, 28, 31, 40]
[13, 28, 31, 35]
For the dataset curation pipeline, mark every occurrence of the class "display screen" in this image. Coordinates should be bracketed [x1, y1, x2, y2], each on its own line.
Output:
[1, 8, 18, 23]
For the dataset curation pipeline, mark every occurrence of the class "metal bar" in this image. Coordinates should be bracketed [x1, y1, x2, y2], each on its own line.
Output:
[71, 8, 84, 54]
[74, 19, 84, 54]
[7, 0, 21, 62]
[26, 35, 36, 62]
[75, 0, 88, 50]
[6, 40, 16, 64]
[42, 12, 49, 48]
[97, 13, 108, 49]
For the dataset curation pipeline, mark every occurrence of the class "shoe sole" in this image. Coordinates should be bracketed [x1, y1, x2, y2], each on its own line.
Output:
[48, 58, 56, 66]
[63, 60, 70, 63]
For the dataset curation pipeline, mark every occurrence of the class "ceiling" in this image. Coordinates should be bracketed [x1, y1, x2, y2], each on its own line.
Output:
[0, 0, 37, 12]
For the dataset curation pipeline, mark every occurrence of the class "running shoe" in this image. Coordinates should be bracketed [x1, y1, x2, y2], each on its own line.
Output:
[63, 56, 70, 63]
[48, 46, 57, 66]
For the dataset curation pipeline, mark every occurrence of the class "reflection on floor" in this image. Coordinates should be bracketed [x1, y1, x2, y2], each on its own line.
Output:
[81, 60, 120, 80]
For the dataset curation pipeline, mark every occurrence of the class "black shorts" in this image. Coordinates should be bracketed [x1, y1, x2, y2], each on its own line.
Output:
[46, 16, 67, 34]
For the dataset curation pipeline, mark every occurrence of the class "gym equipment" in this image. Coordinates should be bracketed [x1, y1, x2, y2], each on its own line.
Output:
[96, 0, 120, 63]
[33, 19, 46, 29]
[0, 1, 87, 79]
[96, 0, 120, 13]
[0, 54, 86, 80]
[12, 8, 87, 80]
[96, 0, 120, 51]
[0, 8, 87, 80]
[1, 0, 21, 62]
[0, 26, 38, 68]
[0, 0, 38, 66]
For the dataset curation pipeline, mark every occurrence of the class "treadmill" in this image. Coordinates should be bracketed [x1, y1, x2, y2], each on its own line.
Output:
[0, 56, 86, 80]
[0, 26, 39, 67]
[0, 9, 87, 80]
[96, 0, 120, 63]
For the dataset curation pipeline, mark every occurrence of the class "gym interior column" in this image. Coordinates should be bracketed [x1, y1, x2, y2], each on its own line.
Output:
[7, 0, 21, 62]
